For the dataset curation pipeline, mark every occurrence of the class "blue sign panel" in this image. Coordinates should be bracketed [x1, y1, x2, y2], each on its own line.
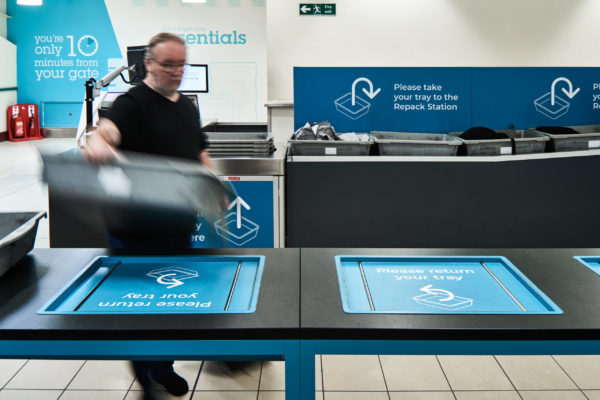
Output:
[336, 256, 561, 314]
[191, 180, 275, 249]
[294, 67, 472, 133]
[295, 67, 600, 133]
[40, 255, 265, 314]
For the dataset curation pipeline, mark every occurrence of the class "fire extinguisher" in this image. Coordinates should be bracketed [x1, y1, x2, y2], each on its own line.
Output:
[11, 106, 25, 138]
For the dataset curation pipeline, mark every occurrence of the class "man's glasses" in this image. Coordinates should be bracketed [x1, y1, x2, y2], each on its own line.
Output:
[152, 60, 187, 71]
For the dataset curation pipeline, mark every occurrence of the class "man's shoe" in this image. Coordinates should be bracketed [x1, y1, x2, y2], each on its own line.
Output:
[150, 370, 189, 396]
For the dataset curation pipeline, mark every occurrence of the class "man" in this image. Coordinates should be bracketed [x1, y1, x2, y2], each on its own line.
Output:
[84, 32, 210, 399]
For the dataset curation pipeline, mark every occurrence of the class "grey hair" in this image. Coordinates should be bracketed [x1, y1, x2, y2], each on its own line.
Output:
[145, 32, 185, 60]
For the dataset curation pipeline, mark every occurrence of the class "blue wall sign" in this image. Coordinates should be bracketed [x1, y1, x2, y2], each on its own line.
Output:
[7, 0, 121, 126]
[336, 256, 561, 314]
[191, 180, 275, 249]
[294, 67, 600, 133]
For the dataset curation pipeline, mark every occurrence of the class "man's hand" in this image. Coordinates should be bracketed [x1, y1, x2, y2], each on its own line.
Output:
[82, 118, 124, 163]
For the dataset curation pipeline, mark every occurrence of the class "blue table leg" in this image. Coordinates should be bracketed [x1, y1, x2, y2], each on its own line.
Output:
[284, 340, 300, 400]
[300, 340, 317, 400]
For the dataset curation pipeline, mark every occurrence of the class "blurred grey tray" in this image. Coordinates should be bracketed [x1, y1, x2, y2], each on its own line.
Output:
[206, 132, 273, 143]
[372, 131, 461, 156]
[528, 125, 600, 152]
[288, 140, 372, 156]
[0, 211, 46, 278]
[41, 151, 234, 216]
[500, 129, 549, 154]
[449, 131, 514, 156]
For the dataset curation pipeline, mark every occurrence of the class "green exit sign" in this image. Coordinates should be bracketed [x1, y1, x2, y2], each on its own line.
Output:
[299, 3, 336, 16]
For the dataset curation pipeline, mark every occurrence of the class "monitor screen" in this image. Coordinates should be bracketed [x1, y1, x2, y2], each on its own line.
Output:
[126, 45, 146, 85]
[178, 64, 209, 93]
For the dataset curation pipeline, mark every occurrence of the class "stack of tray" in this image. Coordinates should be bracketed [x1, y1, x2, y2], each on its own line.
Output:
[206, 132, 276, 157]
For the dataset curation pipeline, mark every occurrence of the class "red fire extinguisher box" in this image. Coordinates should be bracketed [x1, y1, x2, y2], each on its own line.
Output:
[6, 104, 43, 142]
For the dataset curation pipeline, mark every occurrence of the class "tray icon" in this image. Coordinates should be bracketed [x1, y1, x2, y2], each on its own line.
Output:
[335, 92, 371, 120]
[534, 92, 570, 120]
[215, 211, 259, 246]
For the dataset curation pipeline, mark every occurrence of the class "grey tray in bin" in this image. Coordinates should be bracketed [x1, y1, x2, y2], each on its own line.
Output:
[0, 211, 46, 278]
[288, 140, 372, 156]
[528, 125, 600, 152]
[449, 131, 513, 156]
[372, 131, 461, 156]
[500, 129, 549, 154]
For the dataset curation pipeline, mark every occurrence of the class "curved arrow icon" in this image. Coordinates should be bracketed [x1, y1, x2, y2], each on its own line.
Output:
[551, 77, 580, 106]
[420, 284, 455, 302]
[157, 273, 184, 289]
[352, 77, 381, 106]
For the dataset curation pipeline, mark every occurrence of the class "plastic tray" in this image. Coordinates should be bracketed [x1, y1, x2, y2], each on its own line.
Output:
[449, 131, 513, 156]
[288, 140, 372, 156]
[502, 129, 549, 154]
[39, 255, 265, 314]
[0, 212, 46, 277]
[336, 256, 561, 314]
[528, 125, 600, 152]
[372, 131, 461, 156]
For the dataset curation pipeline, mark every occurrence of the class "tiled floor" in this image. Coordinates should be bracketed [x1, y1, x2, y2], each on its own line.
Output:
[1, 139, 600, 400]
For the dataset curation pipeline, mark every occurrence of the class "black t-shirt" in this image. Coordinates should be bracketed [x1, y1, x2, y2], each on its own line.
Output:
[106, 82, 207, 160]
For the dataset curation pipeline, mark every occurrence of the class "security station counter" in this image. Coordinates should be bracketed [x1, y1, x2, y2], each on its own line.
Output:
[0, 248, 301, 394]
[299, 247, 600, 399]
[286, 149, 600, 248]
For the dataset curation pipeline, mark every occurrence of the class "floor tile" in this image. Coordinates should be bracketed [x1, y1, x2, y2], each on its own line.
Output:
[554, 355, 600, 389]
[59, 390, 127, 400]
[389, 392, 455, 400]
[260, 361, 284, 391]
[5, 360, 85, 390]
[191, 391, 257, 400]
[323, 392, 389, 400]
[0, 360, 27, 388]
[519, 390, 587, 400]
[195, 361, 261, 391]
[258, 391, 285, 400]
[321, 355, 386, 391]
[316, 356, 322, 391]
[380, 355, 449, 391]
[316, 392, 323, 400]
[583, 390, 600, 400]
[130, 360, 202, 391]
[67, 360, 134, 390]
[438, 355, 514, 390]
[454, 391, 521, 400]
[495, 356, 577, 390]
[0, 390, 61, 400]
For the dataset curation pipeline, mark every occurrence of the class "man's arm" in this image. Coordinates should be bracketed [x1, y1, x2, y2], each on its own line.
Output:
[200, 149, 213, 170]
[83, 118, 124, 163]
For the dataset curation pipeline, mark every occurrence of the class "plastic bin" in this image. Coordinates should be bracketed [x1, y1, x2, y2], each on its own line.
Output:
[0, 211, 46, 277]
[501, 129, 549, 154]
[288, 139, 372, 156]
[450, 131, 513, 156]
[528, 125, 600, 152]
[372, 131, 461, 156]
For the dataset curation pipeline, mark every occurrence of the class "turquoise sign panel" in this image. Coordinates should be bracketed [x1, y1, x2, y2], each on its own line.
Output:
[336, 256, 561, 314]
[40, 255, 264, 314]
[574, 256, 600, 276]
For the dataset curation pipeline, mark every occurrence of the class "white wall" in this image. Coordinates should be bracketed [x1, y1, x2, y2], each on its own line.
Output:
[0, 0, 6, 38]
[0, 35, 17, 133]
[267, 0, 600, 100]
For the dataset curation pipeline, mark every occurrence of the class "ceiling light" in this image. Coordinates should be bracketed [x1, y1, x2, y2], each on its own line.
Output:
[181, 0, 207, 3]
[17, 0, 42, 5]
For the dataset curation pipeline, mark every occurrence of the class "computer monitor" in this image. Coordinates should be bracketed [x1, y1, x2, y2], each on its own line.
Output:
[178, 64, 209, 93]
[126, 45, 147, 85]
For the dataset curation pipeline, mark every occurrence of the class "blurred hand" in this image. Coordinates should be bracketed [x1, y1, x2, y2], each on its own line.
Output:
[82, 130, 124, 164]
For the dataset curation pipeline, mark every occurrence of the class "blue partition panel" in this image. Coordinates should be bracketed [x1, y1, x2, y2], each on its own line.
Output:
[336, 256, 561, 314]
[40, 255, 264, 314]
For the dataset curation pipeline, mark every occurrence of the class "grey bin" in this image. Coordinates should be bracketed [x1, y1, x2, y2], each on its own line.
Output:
[288, 140, 372, 156]
[449, 131, 513, 156]
[500, 129, 549, 154]
[528, 125, 600, 152]
[371, 131, 461, 156]
[0, 211, 46, 277]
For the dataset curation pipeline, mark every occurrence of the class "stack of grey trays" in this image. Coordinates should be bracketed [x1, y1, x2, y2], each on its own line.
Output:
[206, 132, 276, 157]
